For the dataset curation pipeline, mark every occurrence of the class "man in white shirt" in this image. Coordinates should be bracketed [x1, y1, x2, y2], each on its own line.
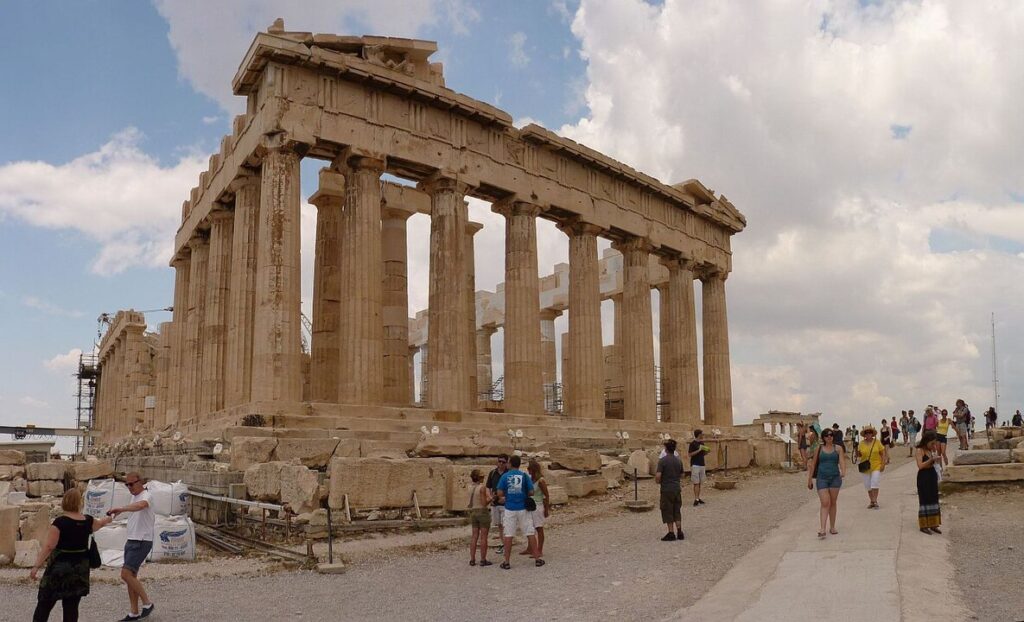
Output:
[109, 472, 156, 620]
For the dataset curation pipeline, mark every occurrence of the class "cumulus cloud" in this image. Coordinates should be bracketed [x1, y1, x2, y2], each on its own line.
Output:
[0, 128, 206, 274]
[558, 0, 1024, 426]
[152, 0, 480, 113]
[44, 348, 84, 374]
[508, 32, 530, 67]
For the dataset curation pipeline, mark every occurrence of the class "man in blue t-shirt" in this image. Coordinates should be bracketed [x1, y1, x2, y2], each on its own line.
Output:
[496, 455, 543, 569]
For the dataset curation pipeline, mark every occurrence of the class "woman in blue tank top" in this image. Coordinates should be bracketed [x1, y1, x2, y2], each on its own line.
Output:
[807, 428, 847, 539]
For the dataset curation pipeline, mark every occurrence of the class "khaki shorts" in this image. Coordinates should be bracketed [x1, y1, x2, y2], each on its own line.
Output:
[691, 465, 707, 484]
[468, 508, 490, 529]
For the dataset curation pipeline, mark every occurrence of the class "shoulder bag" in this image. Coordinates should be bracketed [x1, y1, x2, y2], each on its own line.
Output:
[811, 447, 822, 479]
[858, 441, 876, 474]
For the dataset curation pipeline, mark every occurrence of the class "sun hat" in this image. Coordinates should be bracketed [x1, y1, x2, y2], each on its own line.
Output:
[861, 424, 877, 434]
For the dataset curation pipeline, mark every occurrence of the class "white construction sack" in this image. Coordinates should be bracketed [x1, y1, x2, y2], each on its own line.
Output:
[149, 515, 196, 562]
[100, 549, 124, 568]
[84, 479, 131, 520]
[94, 523, 128, 568]
[146, 480, 189, 516]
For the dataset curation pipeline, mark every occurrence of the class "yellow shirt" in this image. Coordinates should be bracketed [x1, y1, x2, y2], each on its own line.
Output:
[937, 419, 951, 435]
[857, 439, 884, 472]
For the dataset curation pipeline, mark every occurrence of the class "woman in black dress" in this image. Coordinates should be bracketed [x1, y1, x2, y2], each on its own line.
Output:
[915, 430, 943, 535]
[29, 487, 112, 621]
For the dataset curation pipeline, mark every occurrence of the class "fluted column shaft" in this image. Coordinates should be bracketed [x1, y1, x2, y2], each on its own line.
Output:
[337, 156, 386, 405]
[563, 222, 605, 419]
[382, 207, 412, 404]
[154, 322, 171, 428]
[495, 200, 544, 415]
[422, 175, 473, 411]
[225, 176, 260, 407]
[539, 308, 561, 412]
[309, 169, 345, 402]
[662, 259, 701, 425]
[200, 210, 234, 418]
[251, 147, 303, 403]
[476, 326, 496, 402]
[166, 254, 191, 424]
[465, 220, 482, 407]
[614, 237, 656, 421]
[124, 326, 145, 432]
[701, 269, 733, 426]
[184, 235, 210, 422]
[418, 344, 429, 404]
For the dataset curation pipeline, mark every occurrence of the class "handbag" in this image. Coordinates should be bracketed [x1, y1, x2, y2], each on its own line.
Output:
[524, 476, 538, 512]
[811, 447, 822, 479]
[858, 441, 876, 474]
[88, 536, 101, 569]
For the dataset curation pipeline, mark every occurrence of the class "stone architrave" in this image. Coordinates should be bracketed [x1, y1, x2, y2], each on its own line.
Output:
[561, 221, 604, 419]
[251, 146, 303, 404]
[337, 153, 386, 406]
[476, 326, 497, 403]
[614, 236, 656, 421]
[200, 209, 234, 418]
[465, 220, 482, 407]
[165, 253, 190, 425]
[184, 234, 210, 422]
[224, 174, 260, 407]
[309, 168, 345, 402]
[420, 173, 473, 412]
[494, 199, 544, 416]
[701, 267, 733, 426]
[382, 206, 414, 405]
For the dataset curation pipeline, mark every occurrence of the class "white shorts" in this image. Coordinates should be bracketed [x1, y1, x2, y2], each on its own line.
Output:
[531, 508, 546, 529]
[490, 505, 505, 528]
[691, 465, 707, 484]
[502, 509, 536, 538]
[862, 470, 881, 490]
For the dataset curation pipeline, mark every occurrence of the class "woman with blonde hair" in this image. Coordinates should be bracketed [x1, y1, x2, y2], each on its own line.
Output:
[30, 487, 112, 621]
[467, 469, 493, 567]
[857, 425, 887, 509]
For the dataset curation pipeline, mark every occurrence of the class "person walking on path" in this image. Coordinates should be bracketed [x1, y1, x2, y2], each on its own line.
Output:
[857, 425, 887, 509]
[890, 417, 900, 446]
[805, 426, 820, 472]
[656, 439, 685, 541]
[29, 488, 113, 622]
[936, 410, 952, 466]
[687, 430, 710, 506]
[907, 411, 921, 456]
[984, 407, 998, 431]
[796, 423, 808, 468]
[952, 400, 970, 450]
[899, 412, 910, 446]
[915, 431, 943, 534]
[830, 423, 844, 449]
[108, 472, 155, 621]
[466, 469, 492, 567]
[496, 455, 542, 569]
[880, 419, 891, 454]
[848, 425, 860, 463]
[486, 454, 509, 555]
[522, 460, 550, 559]
[806, 428, 847, 538]
[923, 407, 938, 433]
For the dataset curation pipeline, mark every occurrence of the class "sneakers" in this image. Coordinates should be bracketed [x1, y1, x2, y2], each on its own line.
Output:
[661, 532, 677, 541]
[693, 500, 700, 507]
[676, 530, 685, 540]
[697, 499, 706, 505]
[496, 545, 504, 555]
[118, 615, 141, 621]
[141, 604, 155, 619]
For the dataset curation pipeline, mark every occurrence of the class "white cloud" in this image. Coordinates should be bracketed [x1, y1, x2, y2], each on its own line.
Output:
[201, 115, 221, 125]
[508, 32, 530, 68]
[44, 348, 83, 374]
[557, 0, 1024, 426]
[22, 296, 84, 318]
[152, 0, 480, 113]
[0, 128, 206, 274]
[19, 396, 49, 409]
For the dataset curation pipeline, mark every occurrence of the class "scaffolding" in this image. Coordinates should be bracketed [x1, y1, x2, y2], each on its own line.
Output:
[75, 352, 99, 455]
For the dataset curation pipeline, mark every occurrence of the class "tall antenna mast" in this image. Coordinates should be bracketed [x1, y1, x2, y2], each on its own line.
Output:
[991, 312, 999, 412]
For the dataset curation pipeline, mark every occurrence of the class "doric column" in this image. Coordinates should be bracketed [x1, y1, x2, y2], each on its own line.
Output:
[154, 322, 171, 428]
[382, 205, 413, 404]
[539, 309, 561, 412]
[251, 147, 303, 403]
[165, 253, 191, 424]
[124, 325, 145, 432]
[418, 344, 429, 404]
[613, 236, 656, 421]
[309, 168, 345, 402]
[701, 267, 734, 426]
[184, 234, 210, 422]
[200, 209, 234, 418]
[337, 154, 386, 405]
[465, 220, 482, 407]
[612, 293, 623, 347]
[661, 257, 701, 425]
[225, 174, 260, 407]
[408, 345, 418, 404]
[561, 221, 605, 419]
[493, 199, 544, 415]
[420, 173, 473, 412]
[657, 282, 670, 421]
[476, 325, 497, 403]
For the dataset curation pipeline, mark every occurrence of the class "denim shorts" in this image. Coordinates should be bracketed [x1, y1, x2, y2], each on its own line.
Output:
[816, 474, 843, 490]
[123, 539, 152, 574]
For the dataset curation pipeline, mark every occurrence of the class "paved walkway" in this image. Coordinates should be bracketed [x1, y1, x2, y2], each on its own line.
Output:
[669, 458, 972, 622]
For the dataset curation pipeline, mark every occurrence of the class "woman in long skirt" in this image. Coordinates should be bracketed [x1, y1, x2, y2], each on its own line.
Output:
[916, 430, 943, 534]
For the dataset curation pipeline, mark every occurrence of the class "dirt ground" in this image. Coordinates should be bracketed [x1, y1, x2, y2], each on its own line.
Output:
[945, 482, 1024, 622]
[0, 466, 823, 621]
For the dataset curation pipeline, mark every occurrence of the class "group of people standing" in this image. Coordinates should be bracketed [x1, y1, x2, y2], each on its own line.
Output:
[467, 454, 549, 569]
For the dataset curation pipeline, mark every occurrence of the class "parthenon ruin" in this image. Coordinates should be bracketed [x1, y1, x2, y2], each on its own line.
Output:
[92, 22, 745, 446]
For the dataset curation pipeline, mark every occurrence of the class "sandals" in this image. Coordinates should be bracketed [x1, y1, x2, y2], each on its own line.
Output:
[930, 527, 942, 534]
[817, 531, 826, 539]
[469, 560, 476, 566]
[829, 529, 839, 535]
[535, 559, 545, 567]
[920, 528, 932, 535]
[479, 560, 493, 567]
[500, 562, 511, 570]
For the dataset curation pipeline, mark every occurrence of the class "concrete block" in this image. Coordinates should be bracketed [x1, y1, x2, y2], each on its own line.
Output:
[27, 481, 63, 498]
[243, 461, 285, 502]
[332, 439, 361, 458]
[0, 450, 25, 466]
[22, 506, 51, 543]
[230, 437, 278, 472]
[316, 561, 347, 574]
[280, 464, 320, 514]
[14, 539, 40, 568]
[27, 462, 67, 481]
[69, 461, 114, 481]
[464, 434, 513, 457]
[0, 505, 19, 560]
[751, 439, 789, 467]
[953, 450, 1012, 465]
[563, 474, 606, 498]
[540, 465, 571, 488]
[625, 450, 652, 479]
[549, 448, 601, 472]
[1013, 447, 1024, 463]
[944, 463, 1024, 483]
[328, 458, 451, 510]
[414, 434, 465, 457]
[273, 438, 340, 469]
[0, 465, 26, 481]
[601, 460, 624, 483]
[547, 485, 568, 506]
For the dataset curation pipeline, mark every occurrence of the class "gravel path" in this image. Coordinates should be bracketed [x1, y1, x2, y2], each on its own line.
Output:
[0, 467, 826, 621]
[946, 483, 1024, 622]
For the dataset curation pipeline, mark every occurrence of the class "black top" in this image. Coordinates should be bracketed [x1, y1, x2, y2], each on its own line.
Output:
[832, 429, 844, 446]
[486, 468, 505, 506]
[656, 455, 684, 492]
[688, 440, 706, 467]
[53, 515, 93, 553]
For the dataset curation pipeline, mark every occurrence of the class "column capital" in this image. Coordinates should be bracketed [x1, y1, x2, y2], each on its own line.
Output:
[337, 147, 387, 172]
[309, 168, 347, 209]
[492, 197, 542, 219]
[170, 250, 191, 267]
[259, 133, 311, 157]
[610, 235, 653, 255]
[659, 253, 699, 274]
[477, 324, 498, 337]
[539, 308, 563, 321]
[186, 232, 209, 251]
[557, 218, 603, 238]
[208, 207, 233, 224]
[417, 170, 477, 195]
[382, 205, 415, 221]
[698, 264, 729, 282]
[466, 220, 484, 235]
[227, 170, 260, 193]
